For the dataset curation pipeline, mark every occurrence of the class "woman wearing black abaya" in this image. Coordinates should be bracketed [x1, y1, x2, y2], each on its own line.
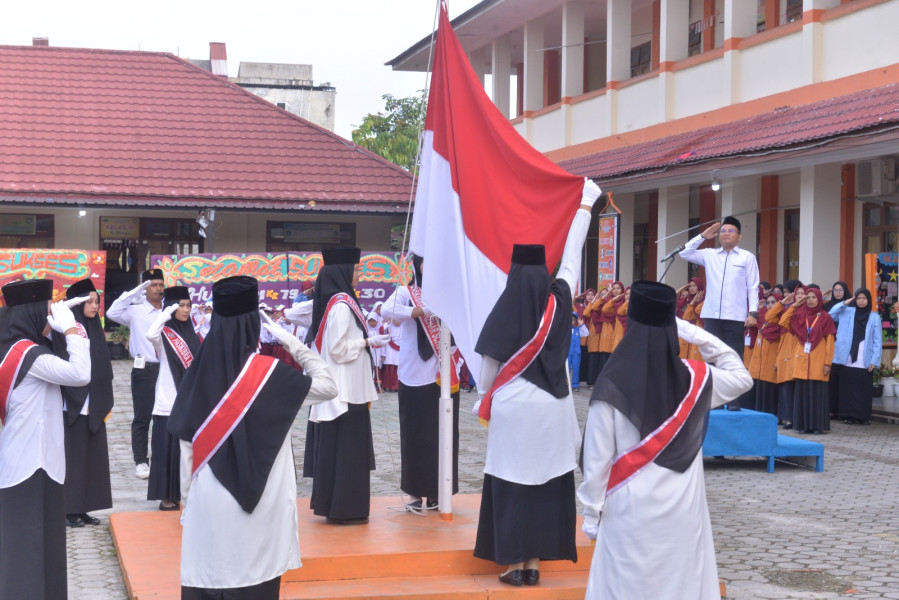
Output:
[168, 276, 336, 598]
[146, 286, 200, 510]
[52, 279, 114, 527]
[302, 248, 386, 524]
[830, 289, 882, 424]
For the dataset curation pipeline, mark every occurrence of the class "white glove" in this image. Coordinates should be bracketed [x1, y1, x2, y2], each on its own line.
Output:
[134, 280, 152, 296]
[581, 178, 602, 208]
[472, 395, 483, 416]
[367, 334, 391, 348]
[582, 519, 600, 541]
[262, 323, 294, 346]
[676, 317, 700, 345]
[64, 295, 90, 309]
[47, 301, 77, 333]
[163, 303, 179, 318]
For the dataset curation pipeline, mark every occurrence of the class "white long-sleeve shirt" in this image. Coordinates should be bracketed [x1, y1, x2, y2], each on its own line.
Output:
[0, 334, 91, 488]
[380, 286, 440, 387]
[107, 287, 163, 363]
[679, 234, 760, 322]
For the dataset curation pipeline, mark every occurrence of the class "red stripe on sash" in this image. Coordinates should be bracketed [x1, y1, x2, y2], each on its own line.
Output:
[314, 293, 369, 353]
[605, 359, 709, 497]
[74, 323, 89, 340]
[408, 285, 460, 392]
[478, 295, 557, 424]
[162, 326, 194, 369]
[191, 354, 277, 479]
[0, 340, 39, 425]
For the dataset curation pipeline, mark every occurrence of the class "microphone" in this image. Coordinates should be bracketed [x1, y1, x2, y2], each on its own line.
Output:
[660, 243, 686, 263]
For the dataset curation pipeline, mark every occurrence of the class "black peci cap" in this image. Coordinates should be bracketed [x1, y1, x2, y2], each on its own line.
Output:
[627, 281, 677, 327]
[2, 279, 54, 306]
[163, 286, 191, 305]
[66, 278, 97, 300]
[321, 247, 361, 266]
[511, 244, 545, 266]
[141, 269, 164, 282]
[722, 216, 741, 233]
[212, 276, 259, 317]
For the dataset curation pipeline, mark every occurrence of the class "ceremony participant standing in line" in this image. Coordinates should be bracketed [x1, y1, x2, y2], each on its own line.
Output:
[53, 279, 114, 528]
[581, 288, 607, 385]
[302, 248, 389, 524]
[750, 290, 785, 416]
[381, 255, 460, 511]
[823, 281, 850, 416]
[473, 179, 600, 587]
[830, 288, 881, 425]
[0, 280, 91, 599]
[107, 268, 165, 479]
[579, 281, 752, 600]
[787, 288, 835, 434]
[381, 318, 401, 392]
[146, 286, 200, 511]
[168, 276, 337, 599]
[680, 217, 760, 410]
[568, 313, 588, 391]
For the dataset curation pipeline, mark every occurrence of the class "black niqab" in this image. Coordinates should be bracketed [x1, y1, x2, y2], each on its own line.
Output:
[590, 281, 711, 473]
[475, 245, 572, 398]
[168, 276, 312, 513]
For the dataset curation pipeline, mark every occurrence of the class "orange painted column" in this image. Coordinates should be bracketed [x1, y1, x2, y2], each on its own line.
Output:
[840, 164, 856, 285]
[699, 184, 716, 249]
[703, 0, 716, 52]
[759, 176, 779, 283]
[651, 1, 661, 71]
[543, 50, 561, 107]
[648, 192, 659, 281]
[765, 0, 780, 30]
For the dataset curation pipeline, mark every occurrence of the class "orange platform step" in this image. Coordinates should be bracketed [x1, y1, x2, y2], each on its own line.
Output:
[111, 494, 593, 600]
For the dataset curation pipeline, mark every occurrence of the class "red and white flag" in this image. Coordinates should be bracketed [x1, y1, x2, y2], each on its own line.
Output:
[409, 1, 586, 380]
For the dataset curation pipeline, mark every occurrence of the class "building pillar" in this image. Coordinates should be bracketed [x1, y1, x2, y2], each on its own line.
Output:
[606, 0, 631, 135]
[722, 0, 759, 103]
[648, 192, 659, 281]
[491, 35, 512, 118]
[702, 0, 716, 52]
[523, 18, 545, 114]
[799, 0, 837, 87]
[759, 175, 779, 284]
[617, 193, 636, 284]
[561, 0, 585, 99]
[721, 176, 759, 260]
[659, 0, 690, 120]
[840, 163, 856, 286]
[798, 163, 841, 286]
[468, 47, 487, 88]
[657, 185, 690, 285]
[544, 50, 561, 106]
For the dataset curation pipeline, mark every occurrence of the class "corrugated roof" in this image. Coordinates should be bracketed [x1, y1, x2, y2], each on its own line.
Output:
[0, 45, 413, 212]
[559, 83, 899, 181]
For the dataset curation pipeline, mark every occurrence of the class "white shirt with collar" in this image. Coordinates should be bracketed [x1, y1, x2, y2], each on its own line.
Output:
[107, 289, 163, 363]
[0, 334, 91, 488]
[679, 234, 760, 322]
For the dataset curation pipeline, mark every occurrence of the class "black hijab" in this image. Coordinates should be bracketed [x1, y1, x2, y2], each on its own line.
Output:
[304, 248, 368, 346]
[161, 286, 201, 389]
[52, 279, 114, 432]
[0, 280, 54, 390]
[168, 276, 312, 513]
[590, 281, 711, 473]
[824, 281, 850, 312]
[476, 244, 572, 398]
[409, 254, 435, 362]
[849, 288, 873, 363]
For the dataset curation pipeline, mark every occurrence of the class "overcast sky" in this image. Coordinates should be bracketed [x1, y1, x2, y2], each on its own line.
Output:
[2, 0, 481, 139]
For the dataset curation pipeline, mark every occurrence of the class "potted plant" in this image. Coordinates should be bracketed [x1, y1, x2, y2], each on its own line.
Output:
[107, 326, 129, 360]
[873, 366, 884, 398]
[881, 364, 896, 396]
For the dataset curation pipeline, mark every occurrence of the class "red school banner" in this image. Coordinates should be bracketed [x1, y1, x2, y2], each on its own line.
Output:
[0, 248, 108, 310]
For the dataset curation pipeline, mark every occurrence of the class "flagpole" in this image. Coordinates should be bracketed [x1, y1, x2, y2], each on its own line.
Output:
[438, 320, 453, 520]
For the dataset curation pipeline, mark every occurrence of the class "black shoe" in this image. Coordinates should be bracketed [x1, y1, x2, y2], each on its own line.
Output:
[523, 569, 540, 586]
[725, 404, 741, 411]
[66, 518, 84, 528]
[498, 569, 524, 587]
[79, 513, 101, 525]
[405, 498, 423, 510]
[325, 517, 369, 525]
[425, 498, 439, 510]
[159, 502, 180, 511]
[783, 423, 793, 430]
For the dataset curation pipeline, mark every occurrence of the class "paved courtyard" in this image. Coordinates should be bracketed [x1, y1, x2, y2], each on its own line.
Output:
[66, 359, 899, 599]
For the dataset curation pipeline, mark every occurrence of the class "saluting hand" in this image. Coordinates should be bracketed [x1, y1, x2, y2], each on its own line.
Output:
[701, 222, 721, 240]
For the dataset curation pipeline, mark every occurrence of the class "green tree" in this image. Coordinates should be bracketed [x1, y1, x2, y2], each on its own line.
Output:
[352, 91, 427, 173]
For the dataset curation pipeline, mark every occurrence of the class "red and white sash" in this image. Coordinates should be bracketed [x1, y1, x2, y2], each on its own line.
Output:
[313, 293, 369, 353]
[162, 326, 194, 369]
[74, 323, 89, 340]
[407, 285, 460, 392]
[0, 340, 39, 425]
[191, 354, 278, 479]
[478, 295, 557, 425]
[604, 359, 709, 497]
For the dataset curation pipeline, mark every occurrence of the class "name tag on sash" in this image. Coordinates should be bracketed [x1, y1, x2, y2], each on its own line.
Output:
[803, 341, 812, 354]
[744, 334, 751, 347]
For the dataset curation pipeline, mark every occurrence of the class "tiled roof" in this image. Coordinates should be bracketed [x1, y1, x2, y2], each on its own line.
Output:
[0, 45, 413, 212]
[559, 84, 899, 181]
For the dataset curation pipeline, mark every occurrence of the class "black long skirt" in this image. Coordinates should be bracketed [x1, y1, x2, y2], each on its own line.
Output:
[828, 364, 843, 417]
[303, 403, 375, 520]
[148, 415, 181, 502]
[398, 383, 459, 499]
[735, 379, 757, 409]
[776, 381, 795, 423]
[181, 576, 280, 600]
[0, 469, 67, 599]
[474, 471, 577, 566]
[754, 380, 779, 416]
[792, 379, 830, 433]
[837, 366, 873, 422]
[63, 414, 112, 514]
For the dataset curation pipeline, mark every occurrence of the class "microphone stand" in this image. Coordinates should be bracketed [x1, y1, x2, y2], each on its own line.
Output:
[658, 253, 678, 284]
